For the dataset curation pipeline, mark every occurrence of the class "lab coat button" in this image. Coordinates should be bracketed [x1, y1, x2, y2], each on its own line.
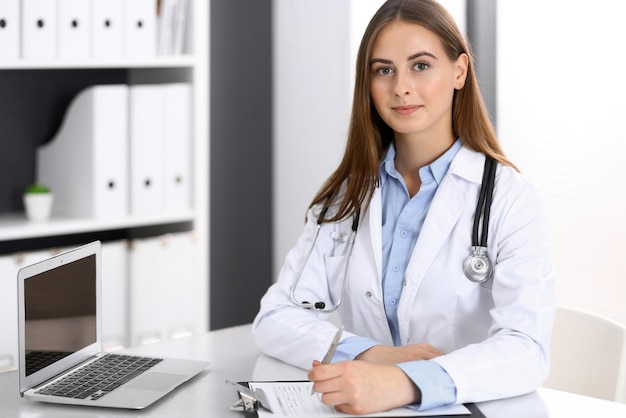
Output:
[365, 291, 373, 298]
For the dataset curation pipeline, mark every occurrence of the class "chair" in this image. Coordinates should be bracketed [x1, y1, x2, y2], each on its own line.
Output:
[543, 306, 626, 403]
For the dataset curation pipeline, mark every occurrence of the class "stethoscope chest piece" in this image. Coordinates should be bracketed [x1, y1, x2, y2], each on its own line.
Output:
[463, 246, 493, 283]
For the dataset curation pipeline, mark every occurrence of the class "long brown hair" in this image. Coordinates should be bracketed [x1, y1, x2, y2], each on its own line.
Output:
[310, 0, 515, 222]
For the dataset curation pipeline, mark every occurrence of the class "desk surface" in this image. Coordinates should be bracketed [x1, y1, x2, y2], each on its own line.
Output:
[1, 324, 626, 417]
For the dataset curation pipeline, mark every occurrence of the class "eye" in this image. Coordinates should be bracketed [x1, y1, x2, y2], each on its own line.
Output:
[373, 66, 394, 76]
[412, 62, 430, 72]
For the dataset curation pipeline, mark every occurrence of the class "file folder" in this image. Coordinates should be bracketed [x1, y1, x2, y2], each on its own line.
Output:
[92, 0, 123, 58]
[129, 84, 165, 215]
[37, 85, 129, 219]
[171, 0, 188, 55]
[0, 0, 19, 59]
[124, 0, 157, 58]
[57, 0, 91, 59]
[163, 83, 192, 212]
[21, 0, 57, 59]
[158, 0, 187, 55]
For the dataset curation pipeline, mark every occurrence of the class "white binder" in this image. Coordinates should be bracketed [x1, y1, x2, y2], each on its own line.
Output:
[57, 0, 91, 59]
[21, 0, 57, 59]
[0, 0, 19, 59]
[37, 85, 129, 219]
[163, 83, 192, 212]
[101, 240, 129, 351]
[124, 0, 157, 58]
[129, 84, 165, 215]
[129, 234, 196, 346]
[92, 0, 123, 58]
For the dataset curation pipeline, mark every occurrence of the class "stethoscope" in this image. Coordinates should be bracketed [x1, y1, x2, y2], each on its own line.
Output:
[289, 206, 361, 313]
[290, 156, 497, 311]
[463, 157, 496, 283]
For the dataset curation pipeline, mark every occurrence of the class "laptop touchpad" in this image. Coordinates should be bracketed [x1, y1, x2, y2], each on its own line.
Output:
[127, 372, 185, 391]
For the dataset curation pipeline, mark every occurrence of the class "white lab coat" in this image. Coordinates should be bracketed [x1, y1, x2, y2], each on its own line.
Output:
[252, 145, 555, 405]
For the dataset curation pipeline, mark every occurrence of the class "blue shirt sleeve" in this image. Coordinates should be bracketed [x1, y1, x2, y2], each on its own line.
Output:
[333, 336, 457, 411]
[331, 336, 379, 362]
[397, 360, 457, 410]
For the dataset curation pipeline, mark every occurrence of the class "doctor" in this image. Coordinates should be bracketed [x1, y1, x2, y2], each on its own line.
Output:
[253, 0, 555, 414]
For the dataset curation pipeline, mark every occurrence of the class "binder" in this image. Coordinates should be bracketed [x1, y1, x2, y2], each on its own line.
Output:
[92, 0, 123, 58]
[128, 237, 164, 346]
[0, 0, 19, 59]
[37, 84, 129, 219]
[57, 0, 91, 59]
[124, 0, 157, 58]
[128, 234, 196, 346]
[163, 83, 192, 212]
[129, 84, 165, 215]
[21, 0, 57, 59]
[101, 240, 129, 351]
[160, 232, 196, 340]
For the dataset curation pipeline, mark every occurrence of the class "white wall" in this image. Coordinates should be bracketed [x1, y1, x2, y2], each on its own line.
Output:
[273, 0, 467, 276]
[273, 0, 352, 276]
[497, 1, 626, 325]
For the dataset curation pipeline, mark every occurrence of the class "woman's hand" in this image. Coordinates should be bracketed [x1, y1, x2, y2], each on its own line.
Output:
[356, 343, 444, 365]
[308, 360, 420, 415]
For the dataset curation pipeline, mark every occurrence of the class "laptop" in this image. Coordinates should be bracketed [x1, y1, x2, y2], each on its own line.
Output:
[17, 240, 210, 409]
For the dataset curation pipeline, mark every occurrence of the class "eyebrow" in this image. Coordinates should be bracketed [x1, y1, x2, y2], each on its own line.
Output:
[370, 51, 437, 66]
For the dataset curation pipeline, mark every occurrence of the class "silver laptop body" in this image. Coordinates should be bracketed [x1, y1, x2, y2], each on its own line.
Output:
[17, 240, 210, 409]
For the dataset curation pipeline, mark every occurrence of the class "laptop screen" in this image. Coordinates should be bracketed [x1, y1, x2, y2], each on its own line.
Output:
[23, 254, 97, 377]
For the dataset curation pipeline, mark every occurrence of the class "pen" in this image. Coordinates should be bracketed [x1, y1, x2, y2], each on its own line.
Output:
[311, 326, 344, 395]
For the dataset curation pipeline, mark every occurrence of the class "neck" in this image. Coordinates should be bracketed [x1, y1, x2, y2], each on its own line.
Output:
[393, 133, 455, 174]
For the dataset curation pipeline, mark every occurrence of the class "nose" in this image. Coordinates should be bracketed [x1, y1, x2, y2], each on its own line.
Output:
[393, 71, 411, 96]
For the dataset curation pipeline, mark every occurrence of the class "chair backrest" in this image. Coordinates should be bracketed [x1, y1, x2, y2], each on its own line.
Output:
[544, 306, 626, 403]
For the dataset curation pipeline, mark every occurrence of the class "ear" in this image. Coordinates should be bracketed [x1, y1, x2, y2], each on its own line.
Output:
[453, 53, 469, 90]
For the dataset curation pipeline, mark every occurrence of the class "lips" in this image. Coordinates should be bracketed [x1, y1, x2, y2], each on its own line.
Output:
[392, 105, 421, 115]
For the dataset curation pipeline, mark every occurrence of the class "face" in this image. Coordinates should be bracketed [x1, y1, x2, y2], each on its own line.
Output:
[369, 20, 468, 143]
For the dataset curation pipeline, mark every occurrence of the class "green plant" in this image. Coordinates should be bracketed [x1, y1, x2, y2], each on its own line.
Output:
[25, 183, 51, 194]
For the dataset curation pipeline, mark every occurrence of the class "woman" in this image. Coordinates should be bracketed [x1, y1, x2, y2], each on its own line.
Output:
[252, 0, 555, 414]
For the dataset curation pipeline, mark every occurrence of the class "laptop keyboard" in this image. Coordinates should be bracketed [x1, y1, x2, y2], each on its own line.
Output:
[35, 354, 163, 401]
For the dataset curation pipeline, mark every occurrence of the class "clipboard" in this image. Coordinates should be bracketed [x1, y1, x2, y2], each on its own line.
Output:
[228, 381, 487, 418]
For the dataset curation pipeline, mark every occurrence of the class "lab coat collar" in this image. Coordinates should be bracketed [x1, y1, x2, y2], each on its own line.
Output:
[448, 143, 487, 185]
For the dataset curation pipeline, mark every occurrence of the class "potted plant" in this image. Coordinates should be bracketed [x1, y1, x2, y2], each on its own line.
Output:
[23, 183, 53, 222]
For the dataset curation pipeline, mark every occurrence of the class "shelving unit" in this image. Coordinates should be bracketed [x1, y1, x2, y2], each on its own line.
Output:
[0, 0, 209, 370]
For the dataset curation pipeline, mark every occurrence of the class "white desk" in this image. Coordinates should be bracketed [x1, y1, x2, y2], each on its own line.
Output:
[1, 324, 625, 417]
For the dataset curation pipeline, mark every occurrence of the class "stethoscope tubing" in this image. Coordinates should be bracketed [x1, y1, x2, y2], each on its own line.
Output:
[290, 207, 360, 313]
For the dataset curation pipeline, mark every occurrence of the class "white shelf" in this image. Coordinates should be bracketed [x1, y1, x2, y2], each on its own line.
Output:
[0, 211, 194, 242]
[0, 55, 195, 70]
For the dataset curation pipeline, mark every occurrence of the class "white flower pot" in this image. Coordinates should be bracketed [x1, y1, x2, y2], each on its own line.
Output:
[23, 193, 53, 222]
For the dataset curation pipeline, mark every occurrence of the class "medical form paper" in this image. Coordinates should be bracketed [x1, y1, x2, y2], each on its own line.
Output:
[248, 381, 470, 417]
